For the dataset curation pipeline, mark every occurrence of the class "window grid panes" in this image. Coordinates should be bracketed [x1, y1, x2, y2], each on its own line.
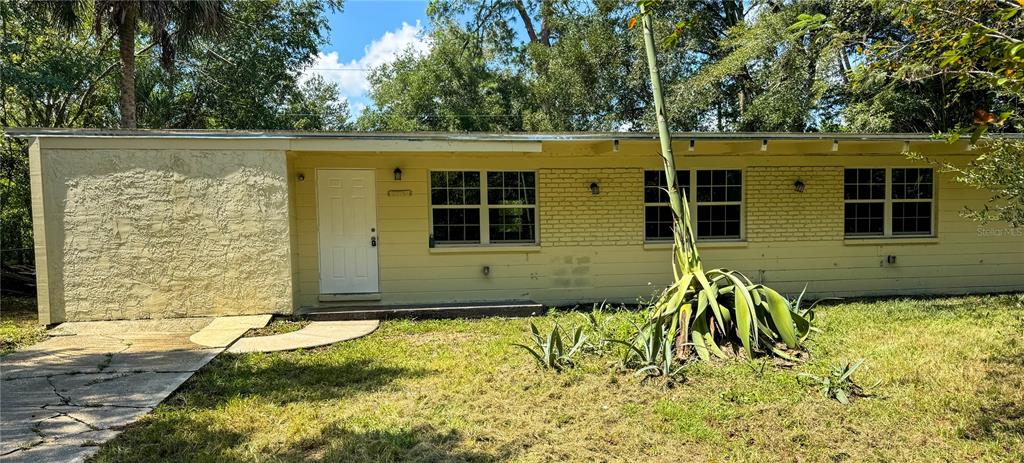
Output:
[644, 170, 690, 241]
[430, 171, 536, 245]
[843, 168, 934, 238]
[486, 171, 537, 243]
[696, 170, 742, 240]
[843, 168, 886, 236]
[891, 168, 933, 235]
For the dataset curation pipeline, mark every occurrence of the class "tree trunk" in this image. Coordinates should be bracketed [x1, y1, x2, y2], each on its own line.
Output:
[117, 3, 139, 129]
[640, 6, 700, 272]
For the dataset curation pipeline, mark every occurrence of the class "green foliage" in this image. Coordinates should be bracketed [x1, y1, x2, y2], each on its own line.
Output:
[1, 0, 349, 250]
[0, 136, 34, 254]
[513, 321, 586, 372]
[612, 316, 682, 378]
[639, 4, 814, 370]
[909, 138, 1024, 226]
[860, 0, 1022, 116]
[141, 0, 350, 131]
[798, 358, 878, 404]
[0, 297, 46, 355]
[650, 266, 815, 363]
[359, 0, 646, 132]
[581, 301, 617, 355]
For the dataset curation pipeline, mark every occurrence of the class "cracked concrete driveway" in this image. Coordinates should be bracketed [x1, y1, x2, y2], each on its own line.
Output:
[1, 318, 232, 462]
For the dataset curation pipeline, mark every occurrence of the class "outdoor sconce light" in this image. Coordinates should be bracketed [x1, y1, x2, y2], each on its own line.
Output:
[296, 172, 305, 182]
[393, 167, 402, 181]
[590, 182, 600, 195]
[793, 179, 806, 193]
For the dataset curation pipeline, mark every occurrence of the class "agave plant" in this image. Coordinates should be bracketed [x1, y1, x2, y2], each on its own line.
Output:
[513, 322, 587, 372]
[649, 264, 816, 362]
[798, 359, 878, 404]
[637, 5, 814, 363]
[612, 316, 683, 378]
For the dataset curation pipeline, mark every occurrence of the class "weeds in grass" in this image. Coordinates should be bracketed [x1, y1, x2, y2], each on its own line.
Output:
[799, 358, 879, 404]
[612, 317, 684, 379]
[0, 297, 46, 355]
[581, 301, 618, 355]
[513, 322, 586, 372]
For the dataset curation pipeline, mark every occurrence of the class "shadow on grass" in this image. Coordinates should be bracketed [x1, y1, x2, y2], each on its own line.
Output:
[96, 417, 498, 462]
[168, 355, 432, 407]
[93, 355, 452, 462]
[295, 422, 501, 462]
[961, 335, 1024, 442]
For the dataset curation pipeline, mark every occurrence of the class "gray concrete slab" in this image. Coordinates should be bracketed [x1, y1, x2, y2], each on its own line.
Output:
[0, 316, 252, 462]
[189, 314, 271, 347]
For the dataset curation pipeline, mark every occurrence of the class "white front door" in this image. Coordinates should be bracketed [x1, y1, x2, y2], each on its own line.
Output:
[317, 169, 379, 294]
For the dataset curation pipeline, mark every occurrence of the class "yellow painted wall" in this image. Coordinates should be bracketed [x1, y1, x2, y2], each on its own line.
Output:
[31, 136, 1022, 321]
[290, 141, 1024, 309]
[538, 168, 644, 247]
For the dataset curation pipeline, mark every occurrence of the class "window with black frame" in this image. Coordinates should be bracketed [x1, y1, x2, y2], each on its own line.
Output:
[843, 168, 934, 238]
[644, 170, 690, 241]
[891, 168, 934, 235]
[843, 168, 886, 236]
[430, 171, 481, 244]
[429, 170, 536, 245]
[486, 171, 536, 243]
[695, 170, 742, 240]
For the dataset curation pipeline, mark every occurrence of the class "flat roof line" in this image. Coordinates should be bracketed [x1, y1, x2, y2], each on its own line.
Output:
[7, 128, 1022, 142]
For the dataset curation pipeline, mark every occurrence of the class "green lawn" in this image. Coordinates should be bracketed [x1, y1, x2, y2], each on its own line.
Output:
[93, 294, 1024, 462]
[0, 296, 46, 355]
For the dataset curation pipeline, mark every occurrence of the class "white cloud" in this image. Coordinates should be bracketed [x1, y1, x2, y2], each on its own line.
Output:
[301, 21, 432, 102]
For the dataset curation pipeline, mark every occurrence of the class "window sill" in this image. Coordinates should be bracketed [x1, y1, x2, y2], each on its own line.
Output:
[643, 240, 748, 250]
[843, 237, 939, 245]
[429, 245, 542, 254]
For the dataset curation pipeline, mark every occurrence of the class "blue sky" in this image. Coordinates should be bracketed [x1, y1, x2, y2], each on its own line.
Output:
[302, 1, 434, 118]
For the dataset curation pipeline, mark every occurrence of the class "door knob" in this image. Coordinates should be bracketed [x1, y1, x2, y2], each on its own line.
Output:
[371, 236, 377, 247]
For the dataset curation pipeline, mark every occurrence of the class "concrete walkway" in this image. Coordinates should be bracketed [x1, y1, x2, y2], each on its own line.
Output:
[0, 316, 268, 463]
[226, 320, 379, 353]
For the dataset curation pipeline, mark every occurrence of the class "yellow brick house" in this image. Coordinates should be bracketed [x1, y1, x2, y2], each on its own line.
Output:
[18, 130, 1024, 323]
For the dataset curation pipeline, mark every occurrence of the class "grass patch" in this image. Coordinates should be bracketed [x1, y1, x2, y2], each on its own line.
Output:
[245, 318, 311, 338]
[93, 294, 1024, 462]
[0, 297, 46, 355]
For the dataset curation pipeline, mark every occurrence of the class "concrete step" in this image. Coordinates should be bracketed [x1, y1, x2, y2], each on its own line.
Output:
[296, 302, 545, 321]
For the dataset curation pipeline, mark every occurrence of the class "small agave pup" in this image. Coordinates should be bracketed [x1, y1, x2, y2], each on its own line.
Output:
[513, 322, 587, 372]
[636, 3, 814, 362]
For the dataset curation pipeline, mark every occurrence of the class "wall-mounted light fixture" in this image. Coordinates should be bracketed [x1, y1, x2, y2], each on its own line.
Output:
[761, 139, 769, 151]
[793, 179, 806, 193]
[612, 139, 620, 152]
[590, 182, 600, 195]
[393, 167, 402, 181]
[296, 172, 305, 182]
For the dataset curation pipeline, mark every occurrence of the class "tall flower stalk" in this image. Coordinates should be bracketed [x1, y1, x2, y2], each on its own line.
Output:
[631, 4, 814, 363]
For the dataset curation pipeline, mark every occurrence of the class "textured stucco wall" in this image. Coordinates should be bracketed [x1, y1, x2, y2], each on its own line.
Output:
[39, 148, 292, 321]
